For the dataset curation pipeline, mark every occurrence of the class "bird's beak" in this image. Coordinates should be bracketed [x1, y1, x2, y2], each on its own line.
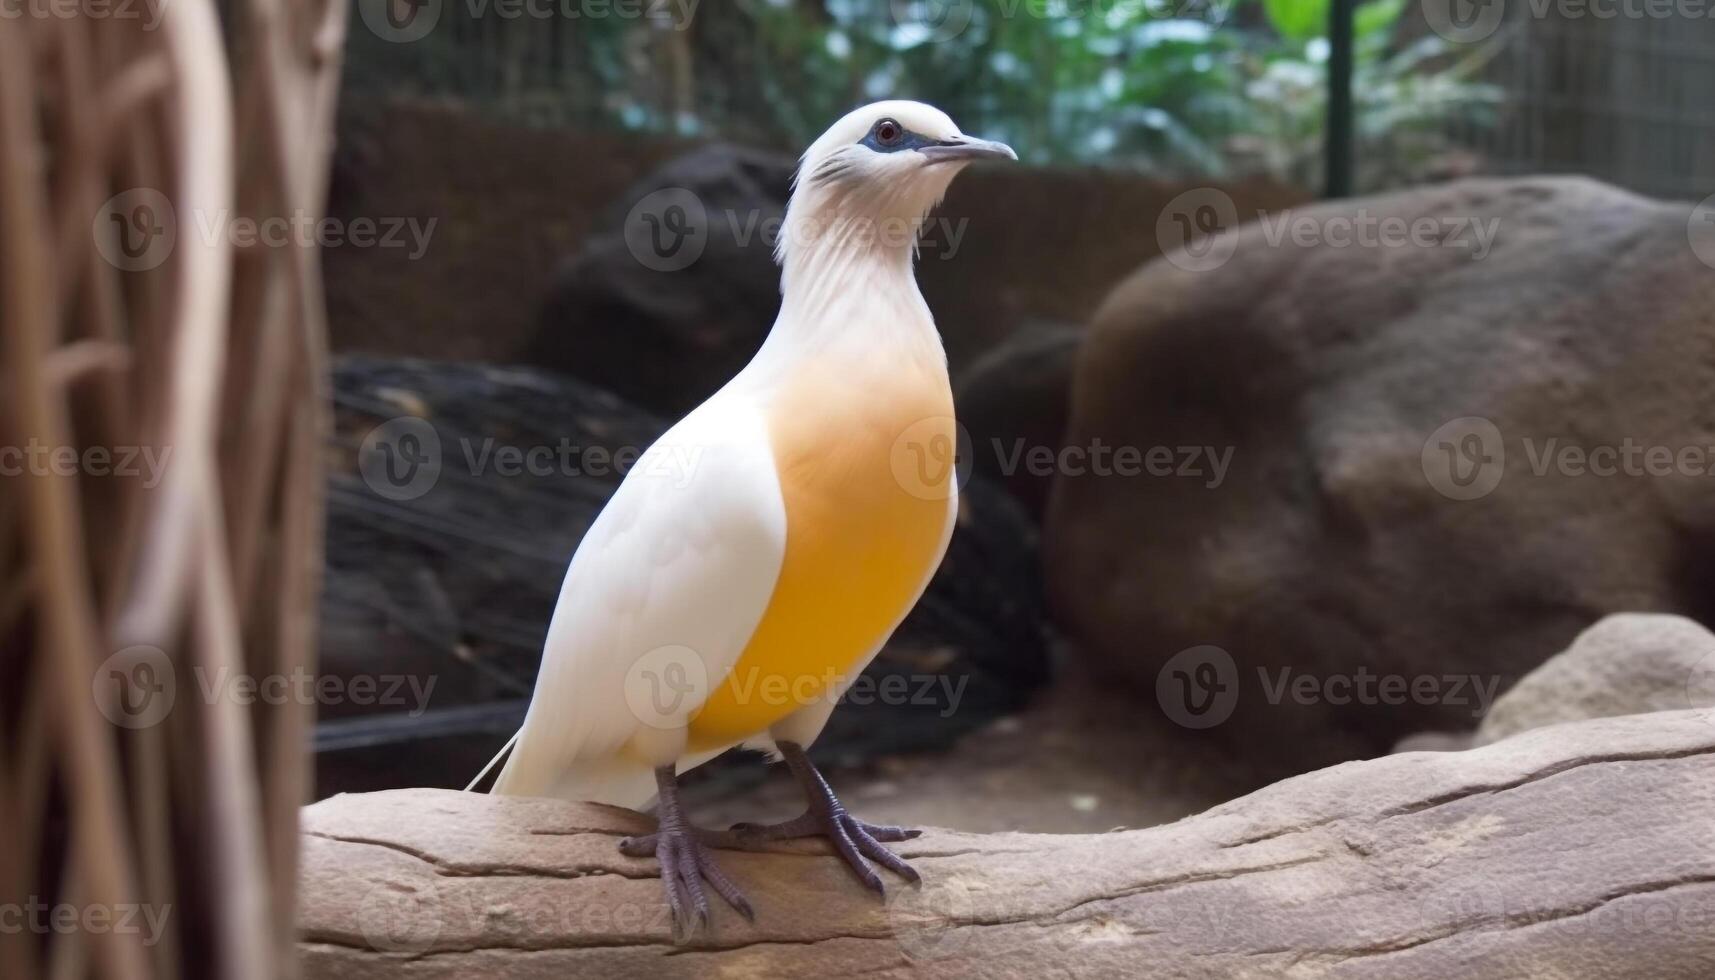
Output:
[919, 136, 1018, 165]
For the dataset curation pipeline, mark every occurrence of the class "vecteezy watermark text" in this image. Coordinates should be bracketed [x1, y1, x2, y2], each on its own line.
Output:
[1254, 209, 1499, 259]
[1155, 646, 1501, 729]
[623, 187, 973, 272]
[0, 0, 167, 28]
[1424, 0, 1715, 44]
[0, 440, 171, 488]
[358, 877, 679, 954]
[94, 646, 437, 730]
[992, 438, 1232, 488]
[460, 437, 701, 486]
[358, 0, 700, 43]
[94, 189, 436, 272]
[888, 0, 1234, 46]
[357, 416, 705, 502]
[1157, 188, 1502, 272]
[622, 644, 969, 730]
[1, 899, 172, 946]
[1422, 417, 1715, 501]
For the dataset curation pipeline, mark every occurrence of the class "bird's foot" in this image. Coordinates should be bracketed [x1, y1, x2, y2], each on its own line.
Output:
[618, 768, 754, 942]
[727, 741, 922, 895]
[728, 809, 921, 895]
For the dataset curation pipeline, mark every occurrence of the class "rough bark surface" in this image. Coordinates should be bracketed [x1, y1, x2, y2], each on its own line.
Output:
[299, 709, 1715, 979]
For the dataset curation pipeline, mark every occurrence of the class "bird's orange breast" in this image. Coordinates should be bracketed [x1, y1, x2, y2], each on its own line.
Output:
[684, 356, 955, 750]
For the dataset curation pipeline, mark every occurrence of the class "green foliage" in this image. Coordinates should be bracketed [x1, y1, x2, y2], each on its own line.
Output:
[1264, 0, 1330, 43]
[345, 0, 1500, 190]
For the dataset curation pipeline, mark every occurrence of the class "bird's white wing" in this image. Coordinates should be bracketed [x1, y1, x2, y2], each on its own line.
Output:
[492, 395, 786, 804]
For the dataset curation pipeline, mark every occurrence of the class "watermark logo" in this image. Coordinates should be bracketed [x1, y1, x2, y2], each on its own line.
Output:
[887, 874, 975, 961]
[1427, 0, 1715, 43]
[1422, 417, 1505, 501]
[1690, 193, 1715, 270]
[357, 0, 443, 42]
[888, 0, 974, 42]
[890, 0, 1232, 44]
[624, 645, 712, 729]
[1420, 879, 1507, 934]
[1156, 647, 1502, 728]
[355, 878, 676, 949]
[1160, 189, 1501, 272]
[1256, 209, 1499, 259]
[1422, 0, 1507, 42]
[359, 417, 443, 501]
[357, 0, 697, 40]
[1158, 188, 1239, 273]
[356, 421, 704, 501]
[94, 188, 176, 272]
[94, 190, 436, 269]
[0, 898, 172, 945]
[0, 440, 172, 488]
[1422, 421, 1715, 501]
[890, 416, 972, 501]
[1258, 666, 1499, 717]
[358, 881, 444, 953]
[623, 195, 974, 270]
[622, 652, 970, 727]
[991, 439, 1232, 488]
[0, 0, 170, 29]
[93, 645, 176, 730]
[625, 187, 708, 272]
[1156, 645, 1239, 729]
[94, 657, 437, 730]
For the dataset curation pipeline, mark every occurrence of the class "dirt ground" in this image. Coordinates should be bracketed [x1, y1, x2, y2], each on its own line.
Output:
[684, 667, 1331, 835]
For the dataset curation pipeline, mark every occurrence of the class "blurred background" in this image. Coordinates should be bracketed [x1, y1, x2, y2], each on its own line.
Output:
[7, 0, 1715, 975]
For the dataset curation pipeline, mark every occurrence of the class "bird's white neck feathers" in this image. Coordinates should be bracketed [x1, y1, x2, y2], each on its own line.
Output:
[755, 163, 955, 369]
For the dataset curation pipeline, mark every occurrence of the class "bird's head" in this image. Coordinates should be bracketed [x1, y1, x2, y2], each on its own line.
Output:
[776, 101, 1015, 273]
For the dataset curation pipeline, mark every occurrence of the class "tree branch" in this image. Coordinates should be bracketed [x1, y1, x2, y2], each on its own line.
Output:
[299, 709, 1715, 979]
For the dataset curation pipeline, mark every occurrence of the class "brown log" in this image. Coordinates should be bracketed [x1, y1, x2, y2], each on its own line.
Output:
[298, 709, 1715, 979]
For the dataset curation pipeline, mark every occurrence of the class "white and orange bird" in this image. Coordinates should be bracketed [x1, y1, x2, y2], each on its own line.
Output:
[476, 101, 1014, 938]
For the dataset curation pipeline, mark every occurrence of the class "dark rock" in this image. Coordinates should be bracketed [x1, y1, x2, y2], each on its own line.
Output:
[318, 356, 1049, 796]
[955, 323, 1083, 518]
[1045, 177, 1715, 765]
[527, 145, 793, 415]
[299, 709, 1715, 978]
[318, 357, 666, 793]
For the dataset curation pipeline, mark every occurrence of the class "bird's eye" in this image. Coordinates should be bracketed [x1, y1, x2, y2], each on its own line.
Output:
[875, 119, 902, 146]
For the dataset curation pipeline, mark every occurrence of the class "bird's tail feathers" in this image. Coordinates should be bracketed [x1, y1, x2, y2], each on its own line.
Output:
[490, 743, 659, 810]
[463, 729, 521, 793]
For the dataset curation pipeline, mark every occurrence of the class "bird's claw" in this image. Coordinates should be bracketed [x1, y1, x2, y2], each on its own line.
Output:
[726, 808, 922, 894]
[620, 824, 754, 942]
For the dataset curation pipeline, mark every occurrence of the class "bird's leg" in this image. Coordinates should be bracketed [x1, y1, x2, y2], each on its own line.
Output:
[617, 766, 754, 941]
[727, 740, 922, 895]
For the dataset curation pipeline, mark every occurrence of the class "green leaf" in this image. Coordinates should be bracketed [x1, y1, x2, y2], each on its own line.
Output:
[1354, 0, 1407, 41]
[1263, 0, 1330, 42]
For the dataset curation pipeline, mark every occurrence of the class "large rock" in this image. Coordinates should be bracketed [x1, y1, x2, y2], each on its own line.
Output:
[1046, 177, 1715, 763]
[319, 357, 1049, 796]
[1477, 612, 1715, 744]
[298, 709, 1715, 978]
